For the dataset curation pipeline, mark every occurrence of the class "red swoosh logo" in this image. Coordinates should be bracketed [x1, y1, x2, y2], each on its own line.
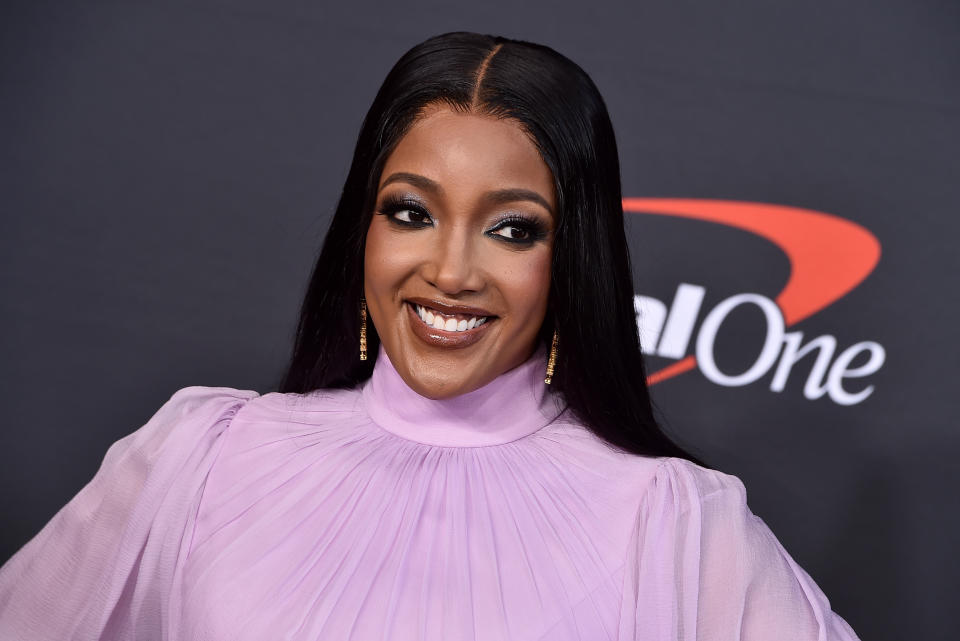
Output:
[621, 199, 882, 384]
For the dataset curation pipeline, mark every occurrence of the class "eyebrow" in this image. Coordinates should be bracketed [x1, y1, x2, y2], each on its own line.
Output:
[379, 171, 555, 216]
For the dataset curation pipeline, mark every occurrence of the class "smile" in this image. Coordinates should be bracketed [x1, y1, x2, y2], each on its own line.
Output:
[404, 300, 497, 349]
[411, 303, 491, 332]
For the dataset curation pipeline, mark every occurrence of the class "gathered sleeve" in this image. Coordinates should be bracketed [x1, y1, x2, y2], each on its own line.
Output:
[618, 457, 861, 641]
[0, 386, 259, 641]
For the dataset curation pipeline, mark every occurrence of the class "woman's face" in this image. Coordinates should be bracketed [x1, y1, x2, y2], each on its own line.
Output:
[364, 103, 557, 400]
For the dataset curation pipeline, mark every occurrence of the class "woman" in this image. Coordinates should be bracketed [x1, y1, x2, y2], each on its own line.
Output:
[0, 32, 860, 640]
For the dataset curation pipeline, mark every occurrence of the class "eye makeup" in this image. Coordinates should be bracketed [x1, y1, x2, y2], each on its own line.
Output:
[376, 194, 433, 228]
[485, 214, 550, 245]
[375, 192, 551, 247]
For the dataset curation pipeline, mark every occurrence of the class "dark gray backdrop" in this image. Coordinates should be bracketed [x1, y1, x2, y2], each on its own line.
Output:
[2, 2, 958, 639]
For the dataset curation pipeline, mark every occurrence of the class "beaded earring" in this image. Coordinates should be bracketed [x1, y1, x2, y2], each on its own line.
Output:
[544, 329, 558, 385]
[360, 297, 368, 361]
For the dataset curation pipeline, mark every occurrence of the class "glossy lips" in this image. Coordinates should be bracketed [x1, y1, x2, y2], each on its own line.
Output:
[405, 301, 496, 349]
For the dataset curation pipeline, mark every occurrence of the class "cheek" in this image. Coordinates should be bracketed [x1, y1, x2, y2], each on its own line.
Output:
[364, 220, 418, 297]
[492, 247, 552, 324]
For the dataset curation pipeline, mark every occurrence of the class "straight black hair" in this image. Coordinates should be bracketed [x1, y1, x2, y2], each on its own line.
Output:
[280, 31, 707, 467]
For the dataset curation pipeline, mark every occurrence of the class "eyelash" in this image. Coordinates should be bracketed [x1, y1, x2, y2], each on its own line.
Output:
[488, 215, 549, 245]
[377, 196, 433, 227]
[375, 196, 549, 246]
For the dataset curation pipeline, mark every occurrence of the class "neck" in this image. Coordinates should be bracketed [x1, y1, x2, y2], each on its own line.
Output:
[361, 344, 564, 447]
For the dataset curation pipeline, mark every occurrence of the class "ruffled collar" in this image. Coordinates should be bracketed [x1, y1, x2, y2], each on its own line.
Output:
[360, 344, 565, 447]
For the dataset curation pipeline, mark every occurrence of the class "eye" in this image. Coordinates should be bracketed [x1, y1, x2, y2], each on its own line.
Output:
[487, 215, 548, 246]
[377, 196, 434, 227]
[490, 224, 531, 241]
[393, 208, 432, 225]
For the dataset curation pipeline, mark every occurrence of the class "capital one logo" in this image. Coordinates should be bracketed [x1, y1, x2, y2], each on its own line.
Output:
[626, 199, 884, 406]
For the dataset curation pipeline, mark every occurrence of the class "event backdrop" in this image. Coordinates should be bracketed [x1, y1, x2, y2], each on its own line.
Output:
[2, 2, 957, 639]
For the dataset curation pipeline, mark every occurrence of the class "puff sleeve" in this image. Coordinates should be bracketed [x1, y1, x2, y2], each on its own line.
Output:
[0, 386, 259, 640]
[618, 457, 861, 641]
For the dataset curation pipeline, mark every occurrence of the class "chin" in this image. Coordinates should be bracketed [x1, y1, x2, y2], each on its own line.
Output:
[417, 373, 474, 400]
[401, 361, 479, 400]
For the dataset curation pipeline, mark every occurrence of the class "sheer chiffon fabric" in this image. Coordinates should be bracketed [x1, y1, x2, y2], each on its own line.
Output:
[0, 345, 860, 640]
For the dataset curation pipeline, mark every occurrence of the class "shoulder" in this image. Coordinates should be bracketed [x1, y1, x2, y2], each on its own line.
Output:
[622, 457, 862, 639]
[627, 457, 862, 639]
[646, 456, 749, 504]
[631, 458, 809, 609]
[103, 385, 262, 471]
[244, 385, 363, 417]
[634, 456, 757, 536]
[145, 384, 261, 435]
[178, 384, 366, 463]
[220, 385, 365, 440]
[622, 455, 763, 557]
[156, 384, 261, 417]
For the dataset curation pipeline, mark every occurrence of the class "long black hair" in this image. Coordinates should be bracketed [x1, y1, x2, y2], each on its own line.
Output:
[279, 31, 707, 467]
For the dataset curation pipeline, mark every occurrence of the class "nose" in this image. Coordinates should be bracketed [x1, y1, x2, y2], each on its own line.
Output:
[422, 225, 483, 295]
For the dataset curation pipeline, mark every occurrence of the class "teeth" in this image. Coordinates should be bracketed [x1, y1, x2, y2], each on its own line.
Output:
[413, 304, 490, 333]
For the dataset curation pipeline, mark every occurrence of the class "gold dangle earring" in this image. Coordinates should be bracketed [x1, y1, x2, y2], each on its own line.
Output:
[359, 297, 368, 361]
[544, 329, 559, 385]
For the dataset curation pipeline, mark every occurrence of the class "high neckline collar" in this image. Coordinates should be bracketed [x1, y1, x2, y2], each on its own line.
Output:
[361, 344, 565, 447]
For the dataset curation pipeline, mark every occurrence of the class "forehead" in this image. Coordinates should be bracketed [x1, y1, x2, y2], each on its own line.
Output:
[379, 104, 555, 202]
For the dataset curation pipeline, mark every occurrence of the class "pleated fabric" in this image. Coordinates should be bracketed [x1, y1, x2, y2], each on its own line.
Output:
[0, 345, 861, 640]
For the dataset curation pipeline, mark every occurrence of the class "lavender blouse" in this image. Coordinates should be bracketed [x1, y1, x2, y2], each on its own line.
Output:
[0, 345, 860, 640]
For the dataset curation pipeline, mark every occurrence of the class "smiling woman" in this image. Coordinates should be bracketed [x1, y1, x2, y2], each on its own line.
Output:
[0, 31, 861, 641]
[365, 104, 556, 398]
